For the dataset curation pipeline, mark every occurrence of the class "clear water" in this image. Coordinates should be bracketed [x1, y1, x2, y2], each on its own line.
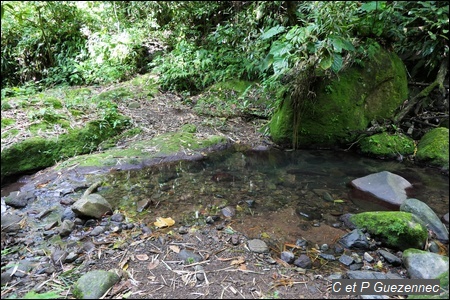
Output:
[100, 148, 449, 244]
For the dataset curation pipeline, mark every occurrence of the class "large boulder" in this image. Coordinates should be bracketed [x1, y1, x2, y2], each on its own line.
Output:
[358, 132, 415, 159]
[349, 171, 412, 207]
[416, 127, 449, 170]
[350, 211, 428, 250]
[269, 46, 408, 148]
[400, 198, 449, 243]
[403, 249, 449, 280]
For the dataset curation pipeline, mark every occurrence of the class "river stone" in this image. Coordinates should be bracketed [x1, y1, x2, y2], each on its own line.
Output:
[1, 212, 23, 233]
[73, 270, 120, 299]
[280, 251, 295, 264]
[442, 212, 449, 225]
[294, 254, 312, 269]
[338, 229, 370, 250]
[350, 171, 412, 206]
[71, 194, 112, 219]
[3, 190, 36, 208]
[178, 249, 202, 263]
[403, 249, 449, 280]
[377, 249, 402, 266]
[58, 219, 75, 237]
[247, 239, 268, 253]
[400, 198, 449, 243]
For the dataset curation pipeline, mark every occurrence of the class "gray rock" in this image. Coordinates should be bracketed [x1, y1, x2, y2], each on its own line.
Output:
[71, 194, 112, 219]
[400, 198, 448, 243]
[403, 249, 449, 279]
[346, 270, 403, 280]
[59, 219, 74, 237]
[73, 270, 120, 299]
[89, 226, 105, 236]
[338, 229, 370, 250]
[294, 254, 312, 269]
[350, 171, 412, 206]
[110, 213, 124, 222]
[378, 249, 402, 266]
[363, 252, 374, 263]
[319, 253, 336, 261]
[3, 191, 36, 208]
[442, 212, 449, 225]
[178, 249, 202, 263]
[339, 254, 354, 266]
[280, 251, 295, 264]
[1, 213, 23, 233]
[247, 239, 268, 253]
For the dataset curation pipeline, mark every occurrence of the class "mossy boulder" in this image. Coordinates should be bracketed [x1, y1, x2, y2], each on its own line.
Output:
[359, 132, 415, 158]
[1, 119, 128, 180]
[350, 211, 428, 250]
[72, 270, 120, 299]
[55, 130, 228, 169]
[269, 46, 408, 147]
[416, 127, 449, 170]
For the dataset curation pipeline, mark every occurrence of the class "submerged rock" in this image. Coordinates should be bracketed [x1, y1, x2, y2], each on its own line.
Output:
[350, 171, 412, 207]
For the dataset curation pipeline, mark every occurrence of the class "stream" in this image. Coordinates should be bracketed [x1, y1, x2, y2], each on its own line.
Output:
[2, 147, 449, 247]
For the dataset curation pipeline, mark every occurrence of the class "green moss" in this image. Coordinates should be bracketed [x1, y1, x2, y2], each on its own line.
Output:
[1, 128, 19, 139]
[43, 96, 63, 109]
[1, 120, 128, 179]
[181, 124, 197, 133]
[416, 127, 449, 169]
[269, 47, 408, 147]
[359, 132, 415, 157]
[350, 211, 428, 250]
[1, 118, 15, 128]
[96, 87, 133, 102]
[56, 131, 227, 169]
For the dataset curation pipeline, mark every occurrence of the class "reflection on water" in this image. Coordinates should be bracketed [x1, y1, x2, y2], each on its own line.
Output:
[101, 147, 449, 243]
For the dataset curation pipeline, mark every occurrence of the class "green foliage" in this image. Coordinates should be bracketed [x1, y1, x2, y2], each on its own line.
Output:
[1, 1, 87, 88]
[395, 1, 449, 78]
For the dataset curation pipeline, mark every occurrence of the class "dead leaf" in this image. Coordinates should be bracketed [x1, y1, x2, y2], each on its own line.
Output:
[238, 264, 247, 271]
[154, 217, 175, 228]
[230, 256, 245, 266]
[148, 259, 160, 270]
[169, 245, 180, 253]
[136, 254, 149, 261]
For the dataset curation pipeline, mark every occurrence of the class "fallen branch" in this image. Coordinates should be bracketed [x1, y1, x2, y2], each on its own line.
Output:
[394, 58, 448, 124]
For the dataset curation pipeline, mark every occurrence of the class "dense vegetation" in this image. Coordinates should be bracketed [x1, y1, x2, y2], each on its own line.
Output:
[1, 1, 448, 131]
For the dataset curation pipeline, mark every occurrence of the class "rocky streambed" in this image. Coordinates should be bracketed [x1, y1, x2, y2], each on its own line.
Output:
[1, 146, 449, 299]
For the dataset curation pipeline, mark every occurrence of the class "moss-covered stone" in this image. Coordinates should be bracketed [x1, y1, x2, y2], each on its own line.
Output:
[55, 130, 228, 169]
[269, 46, 408, 147]
[1, 120, 128, 180]
[72, 270, 120, 299]
[350, 211, 428, 250]
[359, 132, 415, 158]
[416, 127, 449, 169]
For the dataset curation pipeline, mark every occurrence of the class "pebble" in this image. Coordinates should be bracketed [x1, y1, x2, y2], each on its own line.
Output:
[280, 251, 295, 264]
[339, 254, 354, 266]
[363, 252, 374, 263]
[90, 226, 105, 236]
[247, 239, 268, 253]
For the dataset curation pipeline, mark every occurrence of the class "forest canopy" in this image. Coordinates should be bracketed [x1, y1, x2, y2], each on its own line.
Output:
[1, 1, 448, 100]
